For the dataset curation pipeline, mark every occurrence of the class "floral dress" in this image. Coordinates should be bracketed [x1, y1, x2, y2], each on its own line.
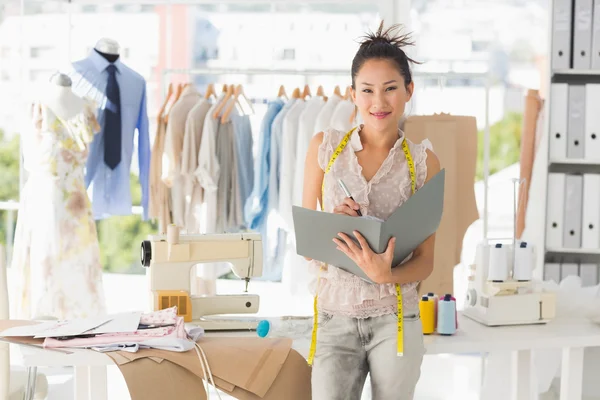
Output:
[11, 101, 106, 320]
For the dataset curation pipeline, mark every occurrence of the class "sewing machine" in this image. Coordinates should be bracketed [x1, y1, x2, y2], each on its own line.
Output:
[141, 225, 263, 331]
[462, 241, 557, 327]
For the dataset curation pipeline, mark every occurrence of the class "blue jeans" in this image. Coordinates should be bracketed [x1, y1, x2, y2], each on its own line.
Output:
[311, 312, 425, 400]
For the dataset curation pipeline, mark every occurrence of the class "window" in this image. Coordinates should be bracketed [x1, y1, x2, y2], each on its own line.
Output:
[81, 5, 97, 13]
[29, 69, 53, 81]
[281, 48, 295, 60]
[29, 46, 54, 59]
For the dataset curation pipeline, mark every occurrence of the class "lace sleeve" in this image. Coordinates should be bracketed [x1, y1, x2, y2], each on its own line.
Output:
[317, 128, 337, 171]
[414, 142, 429, 190]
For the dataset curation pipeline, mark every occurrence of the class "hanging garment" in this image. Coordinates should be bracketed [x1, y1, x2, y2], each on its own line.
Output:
[181, 99, 212, 233]
[162, 86, 202, 229]
[196, 93, 225, 234]
[12, 102, 106, 320]
[329, 99, 356, 133]
[148, 115, 171, 232]
[292, 96, 326, 208]
[279, 99, 306, 232]
[244, 99, 284, 231]
[263, 98, 298, 281]
[313, 94, 341, 134]
[230, 110, 254, 227]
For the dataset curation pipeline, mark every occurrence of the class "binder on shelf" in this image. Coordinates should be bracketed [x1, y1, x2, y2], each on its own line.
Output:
[567, 85, 586, 159]
[585, 84, 600, 159]
[544, 262, 561, 283]
[574, 0, 594, 69]
[560, 262, 580, 279]
[546, 173, 566, 248]
[592, 0, 600, 68]
[550, 84, 568, 160]
[582, 174, 600, 248]
[563, 174, 584, 248]
[552, 0, 573, 69]
[580, 263, 599, 286]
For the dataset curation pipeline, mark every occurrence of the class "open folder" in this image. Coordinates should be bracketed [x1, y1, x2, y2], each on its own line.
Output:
[292, 169, 445, 283]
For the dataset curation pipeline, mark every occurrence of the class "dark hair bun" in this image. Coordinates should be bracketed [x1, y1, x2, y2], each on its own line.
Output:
[351, 20, 420, 89]
[359, 21, 416, 53]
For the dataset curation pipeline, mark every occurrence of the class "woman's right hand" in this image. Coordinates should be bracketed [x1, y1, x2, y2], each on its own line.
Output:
[333, 197, 361, 217]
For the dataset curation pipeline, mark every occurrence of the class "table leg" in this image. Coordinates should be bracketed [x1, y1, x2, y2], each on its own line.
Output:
[74, 366, 91, 400]
[511, 350, 535, 400]
[24, 366, 37, 400]
[89, 366, 108, 400]
[560, 347, 584, 400]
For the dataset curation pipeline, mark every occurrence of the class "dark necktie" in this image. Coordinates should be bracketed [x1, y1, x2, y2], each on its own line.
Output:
[104, 64, 121, 169]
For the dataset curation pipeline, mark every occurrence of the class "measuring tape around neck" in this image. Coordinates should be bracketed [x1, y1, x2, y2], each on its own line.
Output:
[307, 128, 416, 365]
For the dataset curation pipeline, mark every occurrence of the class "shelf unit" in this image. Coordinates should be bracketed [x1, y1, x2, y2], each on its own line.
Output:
[540, 0, 600, 284]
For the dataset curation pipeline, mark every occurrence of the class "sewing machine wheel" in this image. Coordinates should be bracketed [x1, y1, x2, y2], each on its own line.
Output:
[141, 240, 152, 267]
[466, 289, 477, 307]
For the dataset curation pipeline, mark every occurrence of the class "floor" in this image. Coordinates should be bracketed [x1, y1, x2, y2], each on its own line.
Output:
[40, 354, 484, 400]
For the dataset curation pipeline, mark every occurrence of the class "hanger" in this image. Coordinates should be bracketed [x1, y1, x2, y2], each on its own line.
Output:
[239, 84, 255, 115]
[221, 84, 255, 123]
[204, 83, 216, 100]
[291, 87, 301, 99]
[157, 83, 174, 123]
[302, 84, 311, 99]
[221, 84, 242, 124]
[316, 85, 325, 97]
[343, 86, 351, 100]
[316, 85, 327, 101]
[164, 83, 184, 123]
[213, 84, 233, 119]
[333, 85, 342, 98]
[277, 85, 288, 100]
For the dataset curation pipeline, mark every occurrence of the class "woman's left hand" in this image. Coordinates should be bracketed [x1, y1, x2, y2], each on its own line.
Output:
[333, 231, 395, 284]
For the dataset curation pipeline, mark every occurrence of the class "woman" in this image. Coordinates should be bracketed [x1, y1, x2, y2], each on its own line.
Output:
[302, 22, 440, 399]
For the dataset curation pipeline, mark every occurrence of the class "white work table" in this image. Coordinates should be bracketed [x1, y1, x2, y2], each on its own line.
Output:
[8, 313, 600, 400]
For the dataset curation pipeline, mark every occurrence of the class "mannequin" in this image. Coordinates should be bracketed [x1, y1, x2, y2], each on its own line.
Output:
[94, 38, 120, 63]
[43, 73, 85, 121]
[11, 67, 106, 321]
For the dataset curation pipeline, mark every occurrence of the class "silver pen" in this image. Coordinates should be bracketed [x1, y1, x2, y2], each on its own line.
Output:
[337, 179, 362, 216]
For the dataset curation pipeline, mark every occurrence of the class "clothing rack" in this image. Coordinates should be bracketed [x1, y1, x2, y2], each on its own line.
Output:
[160, 67, 494, 239]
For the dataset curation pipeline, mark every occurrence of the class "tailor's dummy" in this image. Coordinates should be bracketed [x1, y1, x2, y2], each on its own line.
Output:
[42, 73, 85, 119]
[94, 37, 120, 62]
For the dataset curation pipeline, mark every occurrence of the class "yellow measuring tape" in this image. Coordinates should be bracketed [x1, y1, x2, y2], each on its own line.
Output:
[307, 128, 416, 365]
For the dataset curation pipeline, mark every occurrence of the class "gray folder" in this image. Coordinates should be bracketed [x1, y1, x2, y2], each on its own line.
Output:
[544, 263, 561, 283]
[592, 0, 600, 68]
[563, 174, 584, 248]
[574, 0, 593, 69]
[560, 262, 580, 279]
[580, 263, 599, 286]
[568, 85, 586, 159]
[292, 169, 445, 283]
[552, 0, 573, 70]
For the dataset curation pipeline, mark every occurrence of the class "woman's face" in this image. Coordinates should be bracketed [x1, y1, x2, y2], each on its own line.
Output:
[351, 58, 414, 133]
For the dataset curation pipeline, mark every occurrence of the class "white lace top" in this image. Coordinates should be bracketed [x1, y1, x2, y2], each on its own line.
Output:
[309, 125, 429, 318]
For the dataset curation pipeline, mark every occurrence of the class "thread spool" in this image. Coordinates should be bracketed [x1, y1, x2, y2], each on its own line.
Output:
[419, 296, 435, 334]
[513, 241, 533, 281]
[437, 294, 457, 335]
[427, 292, 439, 329]
[167, 224, 180, 244]
[487, 243, 509, 282]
